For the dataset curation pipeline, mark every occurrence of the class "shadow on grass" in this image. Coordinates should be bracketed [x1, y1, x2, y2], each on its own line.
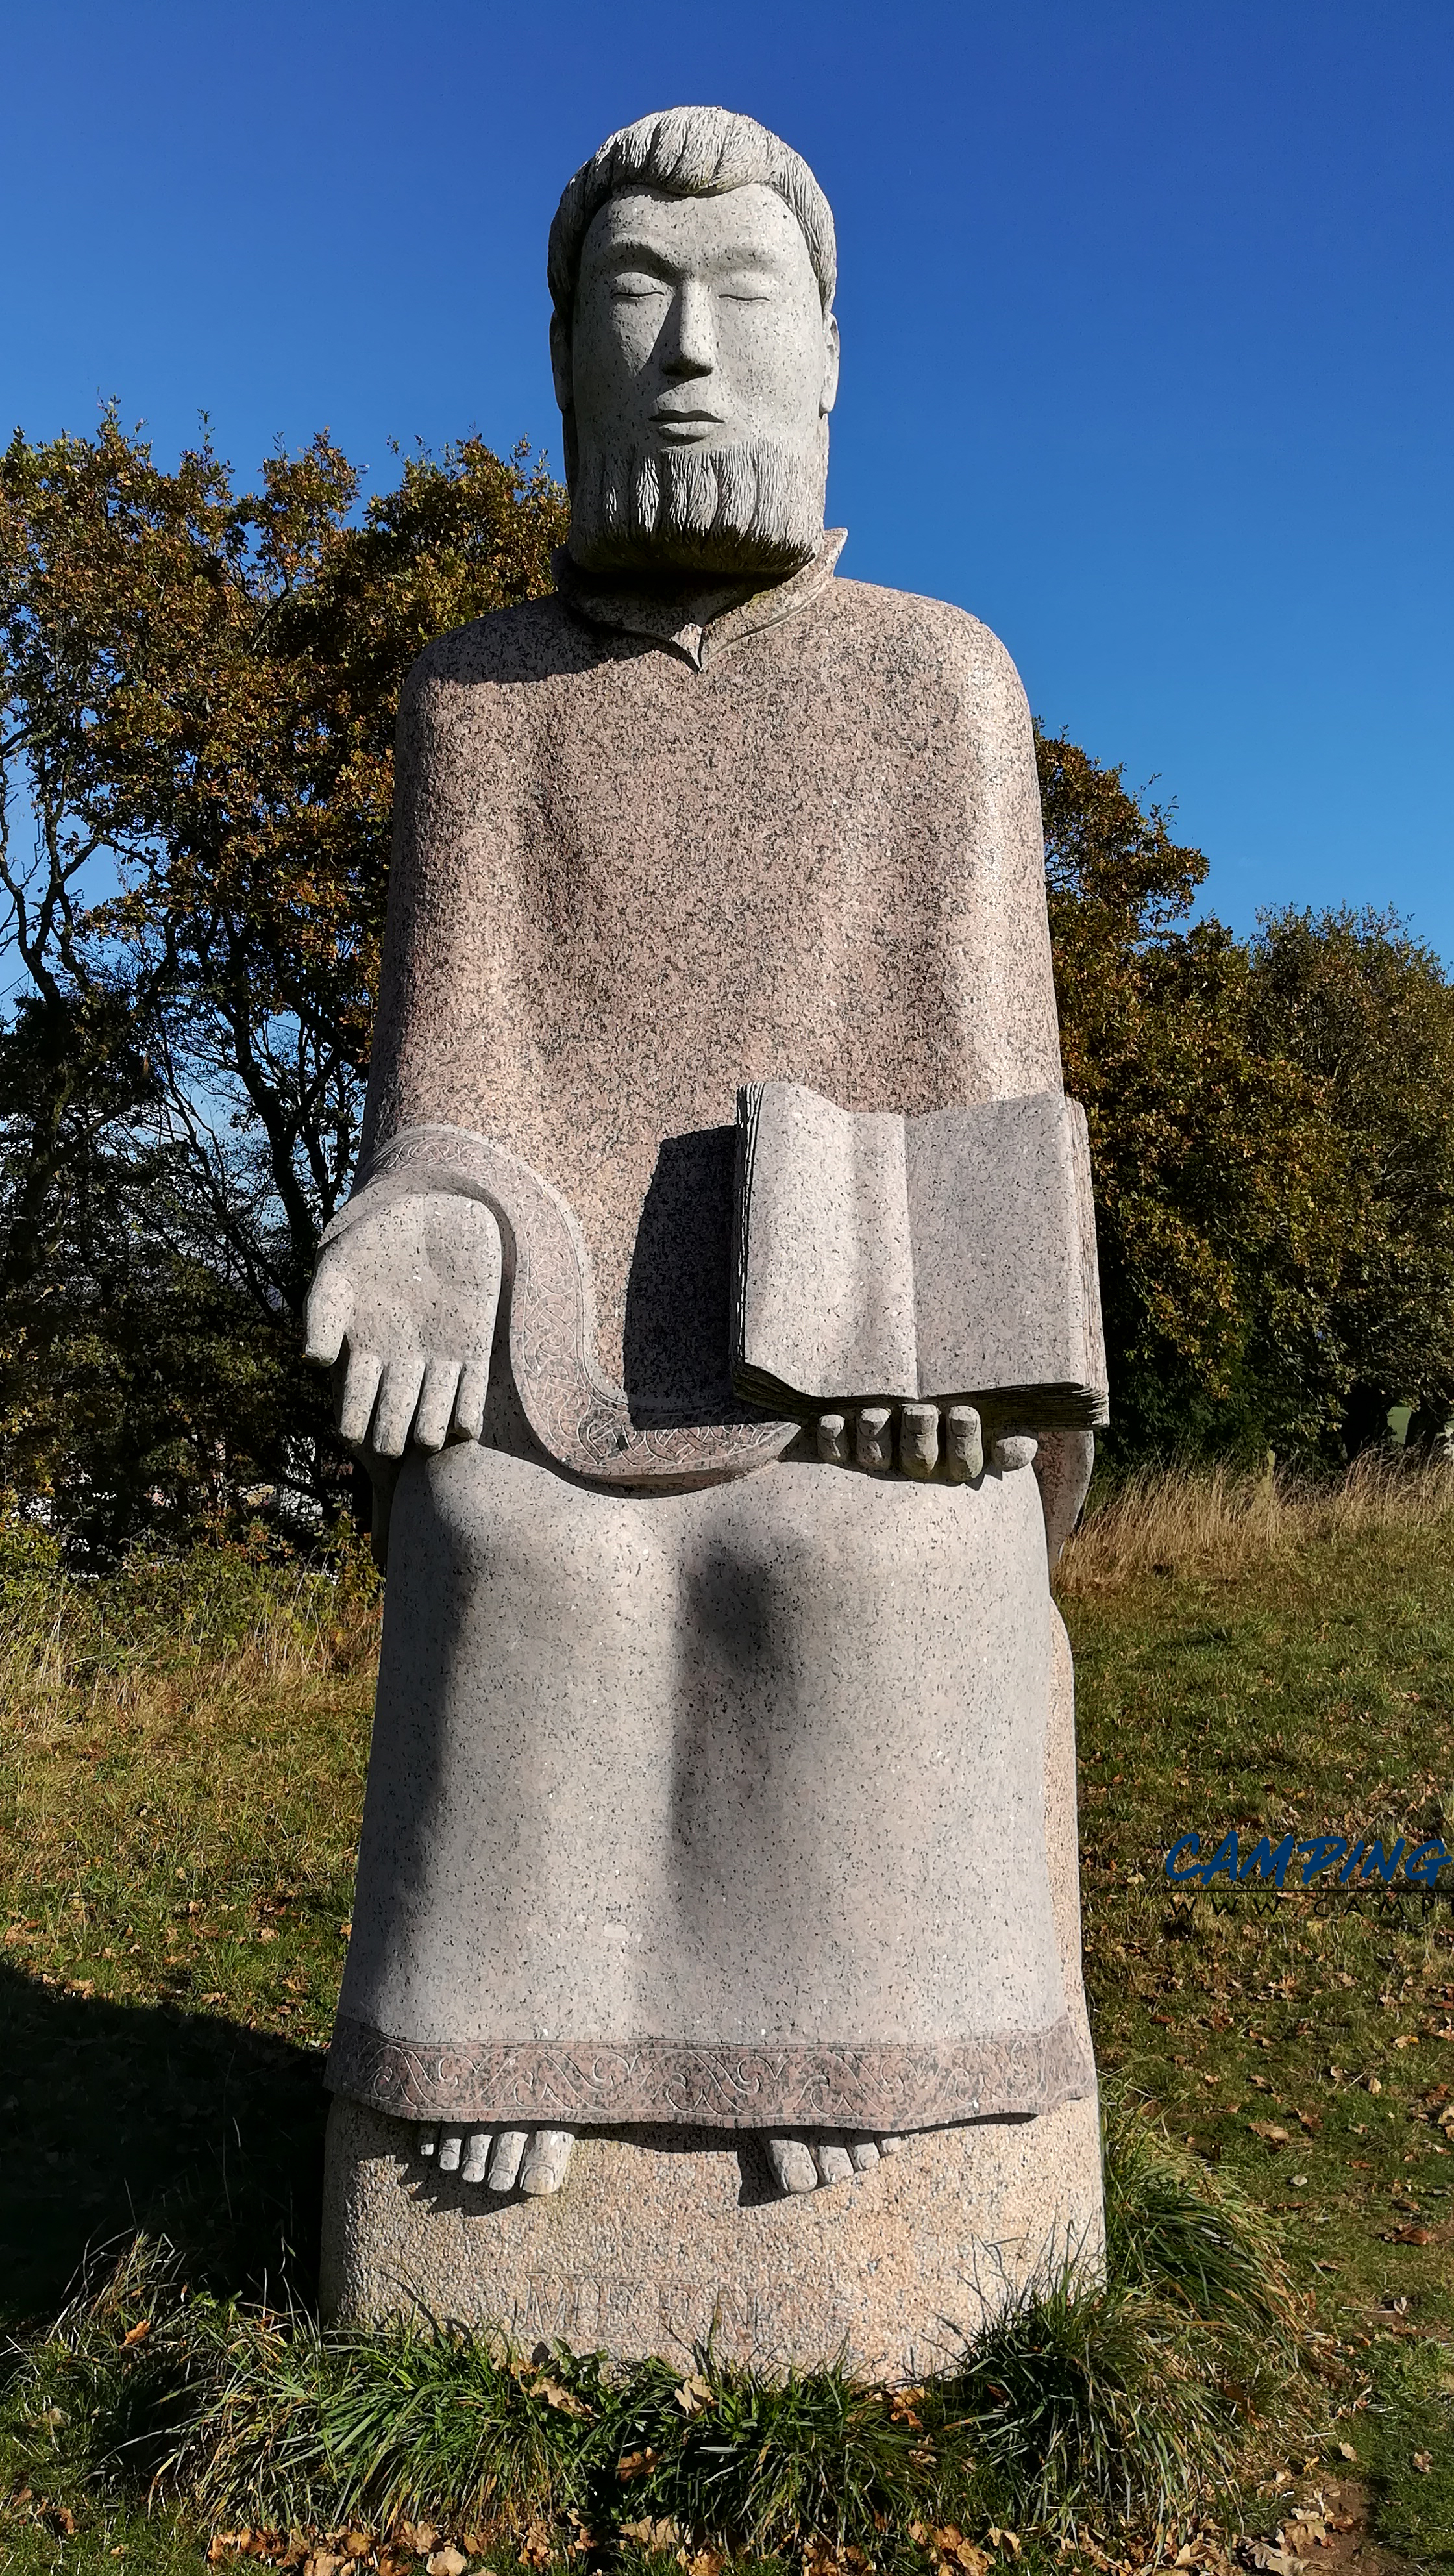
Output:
[0, 1963, 327, 2331]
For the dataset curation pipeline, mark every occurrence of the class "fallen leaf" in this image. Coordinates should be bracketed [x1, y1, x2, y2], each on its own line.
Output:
[1249, 2122, 1291, 2146]
[1413, 2451, 1434, 2473]
[620, 2518, 682, 2552]
[674, 2372, 713, 2416]
[618, 2449, 659, 2482]
[1337, 2442, 1357, 2461]
[1390, 2223, 1432, 2243]
[1296, 2112, 1322, 2134]
[121, 2318, 151, 2348]
[1237, 2543, 1303, 2575]
[342, 2539, 371, 2562]
[537, 2376, 591, 2419]
[395, 2527, 436, 2557]
[1394, 2035, 1419, 2050]
[426, 2550, 465, 2576]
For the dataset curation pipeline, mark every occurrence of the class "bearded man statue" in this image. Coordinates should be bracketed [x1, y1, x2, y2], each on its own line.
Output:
[309, 106, 1106, 2371]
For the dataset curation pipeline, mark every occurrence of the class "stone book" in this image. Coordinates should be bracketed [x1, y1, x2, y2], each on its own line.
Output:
[732, 1081, 1109, 1429]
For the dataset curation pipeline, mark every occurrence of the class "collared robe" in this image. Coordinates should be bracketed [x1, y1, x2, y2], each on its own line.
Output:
[325, 538, 1097, 2136]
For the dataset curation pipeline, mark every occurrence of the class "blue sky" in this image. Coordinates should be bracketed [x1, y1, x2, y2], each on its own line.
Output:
[5, 0, 1451, 953]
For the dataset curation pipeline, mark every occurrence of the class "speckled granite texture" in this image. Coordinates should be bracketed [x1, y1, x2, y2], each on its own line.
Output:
[358, 543, 1062, 1436]
[321, 2092, 1103, 2372]
[327, 1448, 1092, 2129]
[321, 1607, 1100, 2364]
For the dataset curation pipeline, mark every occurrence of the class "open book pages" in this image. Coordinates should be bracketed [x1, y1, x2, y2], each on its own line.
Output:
[732, 1082, 1109, 1430]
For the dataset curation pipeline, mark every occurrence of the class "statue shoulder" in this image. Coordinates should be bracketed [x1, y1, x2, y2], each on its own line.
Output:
[828, 576, 1029, 716]
[399, 593, 578, 716]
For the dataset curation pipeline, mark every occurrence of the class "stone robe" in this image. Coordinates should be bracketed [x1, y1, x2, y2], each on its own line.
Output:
[326, 537, 1096, 2136]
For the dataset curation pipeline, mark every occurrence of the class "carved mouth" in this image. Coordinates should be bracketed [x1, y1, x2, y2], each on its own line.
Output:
[651, 409, 724, 444]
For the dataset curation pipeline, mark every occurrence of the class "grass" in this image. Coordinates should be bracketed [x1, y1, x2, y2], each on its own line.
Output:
[1, 2120, 1305, 2576]
[2, 1471, 1453, 2566]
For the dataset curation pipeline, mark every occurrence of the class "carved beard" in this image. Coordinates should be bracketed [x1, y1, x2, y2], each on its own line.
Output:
[565, 426, 827, 580]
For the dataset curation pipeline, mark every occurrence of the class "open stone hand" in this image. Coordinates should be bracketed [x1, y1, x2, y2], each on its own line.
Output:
[304, 1191, 504, 1457]
[816, 1402, 1036, 1482]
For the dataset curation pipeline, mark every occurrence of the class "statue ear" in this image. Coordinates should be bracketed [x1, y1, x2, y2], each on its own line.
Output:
[820, 312, 841, 417]
[550, 313, 574, 417]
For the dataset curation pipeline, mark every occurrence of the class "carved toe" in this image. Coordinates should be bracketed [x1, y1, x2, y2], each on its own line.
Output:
[766, 2135, 819, 2194]
[519, 2127, 574, 2195]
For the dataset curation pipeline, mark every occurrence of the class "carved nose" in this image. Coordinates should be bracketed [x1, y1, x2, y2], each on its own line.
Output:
[660, 282, 716, 380]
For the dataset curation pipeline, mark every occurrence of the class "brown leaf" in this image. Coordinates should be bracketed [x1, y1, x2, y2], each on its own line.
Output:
[538, 2376, 592, 2419]
[620, 2518, 683, 2552]
[121, 2318, 151, 2348]
[425, 2551, 465, 2576]
[342, 2538, 371, 2562]
[1413, 2451, 1434, 2472]
[395, 2529, 436, 2558]
[1390, 2223, 1432, 2243]
[617, 2449, 659, 2483]
[674, 2372, 713, 2417]
[1248, 2121, 1290, 2146]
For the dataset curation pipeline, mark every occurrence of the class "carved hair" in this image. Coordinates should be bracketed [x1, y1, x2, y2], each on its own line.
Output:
[548, 106, 837, 343]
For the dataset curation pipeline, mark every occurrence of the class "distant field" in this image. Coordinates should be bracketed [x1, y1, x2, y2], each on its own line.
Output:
[1, 1470, 1452, 2557]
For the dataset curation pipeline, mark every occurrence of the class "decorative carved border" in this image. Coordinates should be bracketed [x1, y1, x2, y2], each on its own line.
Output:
[322, 1125, 795, 1489]
[327, 2013, 1095, 2131]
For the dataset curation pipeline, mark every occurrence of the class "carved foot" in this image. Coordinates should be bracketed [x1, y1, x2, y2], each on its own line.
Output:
[765, 2132, 905, 2193]
[417, 2122, 574, 2195]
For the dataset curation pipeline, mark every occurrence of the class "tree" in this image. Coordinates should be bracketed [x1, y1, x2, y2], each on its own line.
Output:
[1250, 908, 1454, 1452]
[1040, 730, 1359, 1463]
[0, 415, 567, 1548]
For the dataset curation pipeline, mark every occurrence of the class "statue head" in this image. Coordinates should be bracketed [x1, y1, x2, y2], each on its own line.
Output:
[548, 108, 839, 581]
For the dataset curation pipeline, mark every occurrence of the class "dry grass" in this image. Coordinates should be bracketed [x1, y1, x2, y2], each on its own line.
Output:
[1058, 1451, 1454, 1591]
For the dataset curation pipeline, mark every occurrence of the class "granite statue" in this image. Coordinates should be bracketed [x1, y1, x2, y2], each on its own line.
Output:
[309, 106, 1107, 2367]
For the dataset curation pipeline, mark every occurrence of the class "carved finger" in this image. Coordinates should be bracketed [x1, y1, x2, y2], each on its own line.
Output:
[944, 1404, 983, 1482]
[993, 1435, 1039, 1474]
[451, 1358, 489, 1443]
[413, 1358, 462, 1454]
[817, 1413, 848, 1465]
[856, 1406, 893, 1472]
[417, 2124, 438, 2159]
[304, 1265, 353, 1366]
[488, 2128, 529, 2190]
[848, 2138, 880, 2171]
[338, 1349, 384, 1446]
[519, 2127, 574, 2196]
[878, 2135, 905, 2155]
[766, 2135, 818, 2195]
[460, 2126, 491, 2184]
[813, 2138, 854, 2185]
[437, 2125, 464, 2174]
[899, 1402, 939, 1479]
[371, 1356, 427, 1458]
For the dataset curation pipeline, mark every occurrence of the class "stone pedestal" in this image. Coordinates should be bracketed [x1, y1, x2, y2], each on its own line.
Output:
[320, 2090, 1103, 2376]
